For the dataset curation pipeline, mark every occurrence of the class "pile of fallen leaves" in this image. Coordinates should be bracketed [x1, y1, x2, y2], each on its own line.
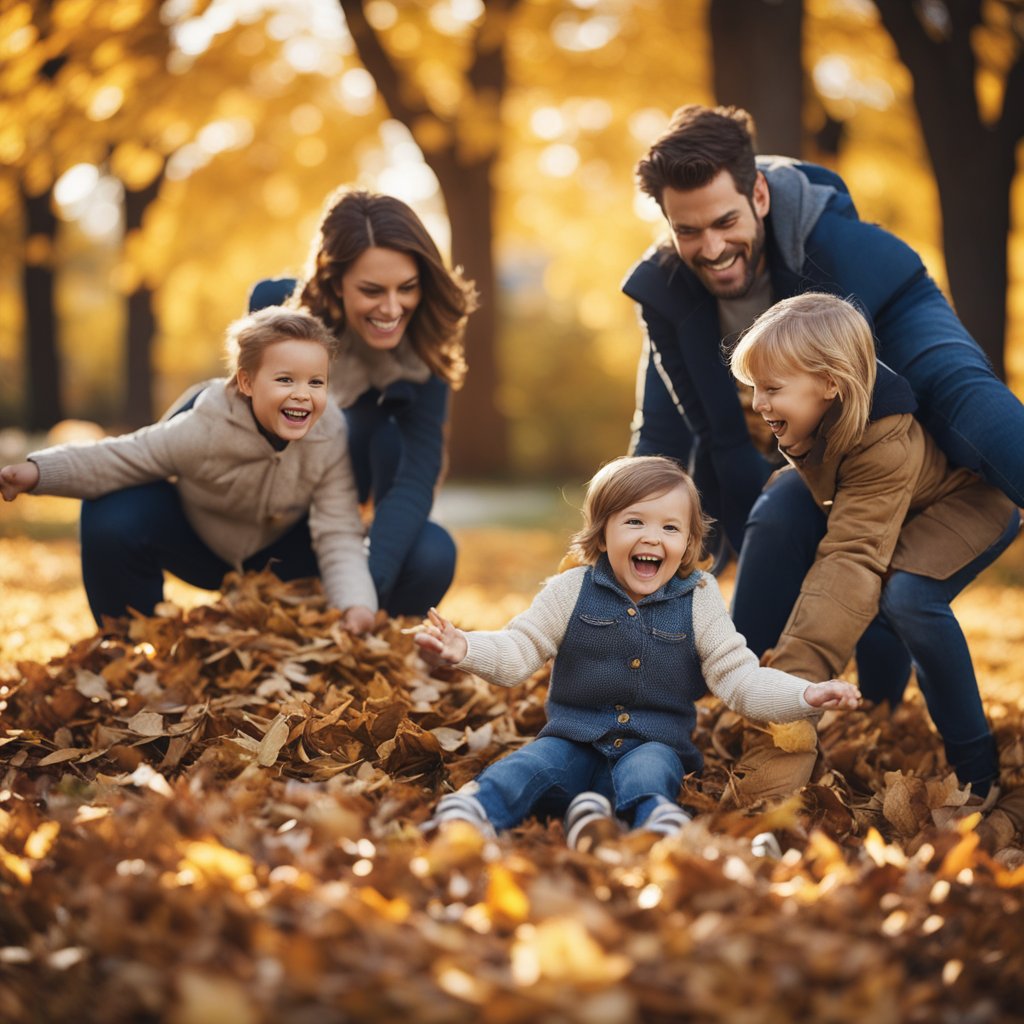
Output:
[2, 569, 1024, 1024]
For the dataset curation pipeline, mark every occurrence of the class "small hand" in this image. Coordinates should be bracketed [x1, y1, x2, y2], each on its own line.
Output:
[413, 607, 468, 667]
[802, 679, 861, 710]
[341, 605, 376, 635]
[0, 462, 40, 502]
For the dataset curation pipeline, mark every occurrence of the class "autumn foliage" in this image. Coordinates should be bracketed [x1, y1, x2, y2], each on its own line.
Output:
[2, 559, 1023, 1023]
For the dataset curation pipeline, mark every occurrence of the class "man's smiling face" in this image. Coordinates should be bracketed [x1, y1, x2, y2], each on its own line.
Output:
[662, 169, 769, 300]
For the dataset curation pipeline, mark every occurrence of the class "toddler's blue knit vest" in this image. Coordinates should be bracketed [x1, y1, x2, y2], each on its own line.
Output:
[538, 557, 709, 776]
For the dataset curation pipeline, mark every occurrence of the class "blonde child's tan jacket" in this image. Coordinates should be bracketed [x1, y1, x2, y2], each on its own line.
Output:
[765, 410, 1015, 686]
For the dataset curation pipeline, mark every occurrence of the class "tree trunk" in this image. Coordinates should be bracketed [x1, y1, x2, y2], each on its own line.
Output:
[709, 0, 804, 156]
[431, 153, 502, 477]
[122, 171, 164, 427]
[874, 0, 1022, 379]
[929, 142, 1013, 381]
[21, 183, 62, 431]
[338, 0, 517, 477]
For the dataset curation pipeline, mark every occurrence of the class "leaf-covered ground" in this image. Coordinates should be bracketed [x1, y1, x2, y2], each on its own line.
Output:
[2, 497, 1024, 1024]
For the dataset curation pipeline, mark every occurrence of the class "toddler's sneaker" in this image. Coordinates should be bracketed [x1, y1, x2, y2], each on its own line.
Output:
[641, 799, 693, 838]
[422, 792, 496, 838]
[750, 832, 783, 859]
[564, 791, 619, 851]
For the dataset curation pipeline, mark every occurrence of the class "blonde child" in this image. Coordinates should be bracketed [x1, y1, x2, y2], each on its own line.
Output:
[415, 455, 859, 846]
[0, 307, 377, 633]
[730, 292, 1019, 801]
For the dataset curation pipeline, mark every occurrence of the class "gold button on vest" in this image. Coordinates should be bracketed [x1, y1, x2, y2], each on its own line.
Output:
[630, 658, 641, 669]
[627, 608, 637, 616]
[617, 712, 630, 724]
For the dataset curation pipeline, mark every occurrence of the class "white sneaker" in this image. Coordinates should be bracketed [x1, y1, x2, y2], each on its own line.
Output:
[423, 792, 496, 838]
[564, 791, 618, 850]
[750, 832, 783, 859]
[641, 800, 693, 837]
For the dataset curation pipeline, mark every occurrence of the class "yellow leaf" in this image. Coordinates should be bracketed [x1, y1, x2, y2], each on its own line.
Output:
[110, 141, 165, 191]
[512, 918, 632, 987]
[24, 821, 60, 860]
[0, 848, 32, 885]
[995, 863, 1024, 889]
[180, 840, 256, 891]
[938, 831, 981, 880]
[357, 886, 410, 923]
[486, 864, 529, 923]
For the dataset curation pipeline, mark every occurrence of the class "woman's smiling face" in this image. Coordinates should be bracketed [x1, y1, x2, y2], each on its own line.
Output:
[338, 247, 422, 351]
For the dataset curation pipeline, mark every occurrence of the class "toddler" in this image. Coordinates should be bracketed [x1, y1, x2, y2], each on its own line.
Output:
[415, 455, 859, 847]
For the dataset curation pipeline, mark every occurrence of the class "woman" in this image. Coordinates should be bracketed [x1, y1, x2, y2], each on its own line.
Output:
[249, 188, 478, 615]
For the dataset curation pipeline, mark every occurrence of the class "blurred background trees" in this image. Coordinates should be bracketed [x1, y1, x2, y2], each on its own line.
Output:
[1, 0, 1022, 478]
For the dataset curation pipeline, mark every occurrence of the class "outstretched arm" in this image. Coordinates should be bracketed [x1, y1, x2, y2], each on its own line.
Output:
[340, 605, 377, 635]
[802, 679, 860, 710]
[414, 607, 468, 667]
[0, 462, 40, 501]
[412, 568, 584, 685]
[366, 377, 448, 604]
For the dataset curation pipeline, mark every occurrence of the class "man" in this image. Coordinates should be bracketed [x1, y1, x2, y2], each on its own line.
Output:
[622, 104, 1024, 806]
[623, 104, 1023, 658]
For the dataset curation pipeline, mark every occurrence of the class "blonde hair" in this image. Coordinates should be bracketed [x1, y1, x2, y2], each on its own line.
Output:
[569, 456, 711, 578]
[225, 306, 338, 385]
[730, 293, 875, 460]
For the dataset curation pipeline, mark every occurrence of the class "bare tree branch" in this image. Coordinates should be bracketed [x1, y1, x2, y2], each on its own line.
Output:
[337, 0, 429, 125]
[874, 0, 981, 121]
[467, 0, 523, 93]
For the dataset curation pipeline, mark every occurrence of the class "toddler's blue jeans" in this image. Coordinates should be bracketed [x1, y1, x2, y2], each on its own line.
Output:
[468, 735, 686, 831]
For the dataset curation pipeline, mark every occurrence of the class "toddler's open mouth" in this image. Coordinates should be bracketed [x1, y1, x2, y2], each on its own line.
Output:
[632, 554, 662, 579]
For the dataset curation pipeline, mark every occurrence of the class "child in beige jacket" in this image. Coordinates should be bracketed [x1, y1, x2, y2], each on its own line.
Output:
[1, 307, 377, 632]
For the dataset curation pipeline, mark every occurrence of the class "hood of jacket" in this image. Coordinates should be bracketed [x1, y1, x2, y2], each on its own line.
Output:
[758, 157, 838, 277]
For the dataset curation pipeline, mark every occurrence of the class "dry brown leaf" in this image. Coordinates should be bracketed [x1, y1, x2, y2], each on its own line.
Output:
[126, 710, 166, 737]
[256, 713, 291, 767]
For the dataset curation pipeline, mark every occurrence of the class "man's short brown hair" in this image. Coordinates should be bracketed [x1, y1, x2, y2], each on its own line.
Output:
[636, 104, 758, 210]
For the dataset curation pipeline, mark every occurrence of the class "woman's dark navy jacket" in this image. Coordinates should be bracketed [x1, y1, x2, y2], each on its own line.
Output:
[248, 278, 447, 605]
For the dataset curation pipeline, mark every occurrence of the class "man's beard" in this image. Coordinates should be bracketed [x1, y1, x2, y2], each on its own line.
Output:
[692, 218, 766, 300]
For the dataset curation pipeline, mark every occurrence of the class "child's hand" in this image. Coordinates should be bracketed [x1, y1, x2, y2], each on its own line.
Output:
[341, 605, 376, 635]
[0, 462, 39, 502]
[802, 679, 861, 710]
[413, 607, 468, 667]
